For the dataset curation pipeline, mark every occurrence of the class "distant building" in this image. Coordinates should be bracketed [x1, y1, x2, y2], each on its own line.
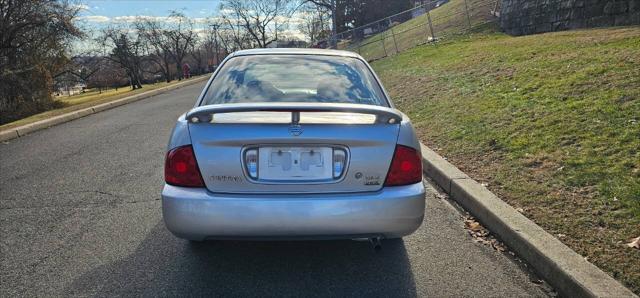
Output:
[267, 39, 309, 48]
[55, 83, 86, 96]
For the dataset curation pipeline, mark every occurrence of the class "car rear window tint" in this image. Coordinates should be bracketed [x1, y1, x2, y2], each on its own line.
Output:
[201, 55, 387, 106]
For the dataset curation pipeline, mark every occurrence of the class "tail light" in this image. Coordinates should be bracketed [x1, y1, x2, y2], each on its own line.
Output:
[165, 145, 205, 187]
[245, 148, 259, 179]
[384, 145, 422, 186]
[333, 148, 347, 178]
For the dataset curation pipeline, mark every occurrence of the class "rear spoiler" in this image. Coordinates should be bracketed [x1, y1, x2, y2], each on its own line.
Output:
[186, 103, 403, 124]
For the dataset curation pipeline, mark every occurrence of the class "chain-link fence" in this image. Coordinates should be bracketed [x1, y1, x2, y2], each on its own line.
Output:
[316, 0, 500, 61]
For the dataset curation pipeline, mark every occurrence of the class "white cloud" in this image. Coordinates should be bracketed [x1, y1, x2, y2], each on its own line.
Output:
[219, 8, 235, 15]
[75, 12, 310, 41]
[77, 14, 219, 26]
[112, 15, 147, 23]
[72, 3, 90, 11]
[77, 15, 110, 23]
[110, 15, 193, 24]
[279, 29, 306, 41]
[192, 17, 211, 24]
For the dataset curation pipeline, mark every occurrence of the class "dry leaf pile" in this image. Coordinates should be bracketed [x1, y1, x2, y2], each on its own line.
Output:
[464, 216, 507, 252]
[435, 192, 448, 200]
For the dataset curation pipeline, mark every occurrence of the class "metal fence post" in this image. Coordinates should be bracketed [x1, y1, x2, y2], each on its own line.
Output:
[463, 0, 472, 28]
[317, 0, 484, 54]
[426, 11, 435, 41]
[391, 26, 399, 54]
[380, 31, 388, 58]
[492, 0, 500, 16]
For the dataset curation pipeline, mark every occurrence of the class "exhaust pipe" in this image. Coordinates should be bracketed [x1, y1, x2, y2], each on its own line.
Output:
[369, 237, 382, 251]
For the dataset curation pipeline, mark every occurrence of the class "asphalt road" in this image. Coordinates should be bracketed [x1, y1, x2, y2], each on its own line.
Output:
[0, 81, 549, 297]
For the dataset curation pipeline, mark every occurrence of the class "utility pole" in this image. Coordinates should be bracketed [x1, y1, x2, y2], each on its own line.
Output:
[275, 18, 278, 47]
[463, 0, 472, 28]
[210, 24, 220, 67]
[274, 0, 279, 48]
[331, 0, 337, 48]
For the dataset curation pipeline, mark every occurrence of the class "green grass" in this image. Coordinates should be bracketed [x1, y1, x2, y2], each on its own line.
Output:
[0, 76, 204, 131]
[344, 0, 497, 60]
[372, 27, 640, 293]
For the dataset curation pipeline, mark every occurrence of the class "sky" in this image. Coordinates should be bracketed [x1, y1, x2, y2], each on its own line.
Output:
[73, 0, 308, 50]
[78, 0, 221, 24]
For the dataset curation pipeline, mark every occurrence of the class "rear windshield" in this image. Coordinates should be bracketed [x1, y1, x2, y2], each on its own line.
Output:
[200, 55, 387, 106]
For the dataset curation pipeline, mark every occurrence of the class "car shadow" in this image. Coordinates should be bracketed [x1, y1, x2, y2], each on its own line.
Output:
[65, 221, 417, 297]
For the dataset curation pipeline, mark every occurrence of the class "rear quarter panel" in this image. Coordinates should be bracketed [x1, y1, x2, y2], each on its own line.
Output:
[167, 114, 191, 150]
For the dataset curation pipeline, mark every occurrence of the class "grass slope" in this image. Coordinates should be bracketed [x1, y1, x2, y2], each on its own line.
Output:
[349, 0, 496, 60]
[372, 27, 640, 292]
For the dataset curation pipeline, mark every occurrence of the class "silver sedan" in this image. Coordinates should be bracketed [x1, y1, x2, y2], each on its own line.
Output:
[162, 48, 425, 245]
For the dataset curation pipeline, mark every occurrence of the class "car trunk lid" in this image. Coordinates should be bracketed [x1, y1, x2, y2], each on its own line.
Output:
[187, 103, 402, 194]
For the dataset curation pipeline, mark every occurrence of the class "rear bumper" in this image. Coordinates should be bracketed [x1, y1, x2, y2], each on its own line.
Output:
[161, 182, 425, 241]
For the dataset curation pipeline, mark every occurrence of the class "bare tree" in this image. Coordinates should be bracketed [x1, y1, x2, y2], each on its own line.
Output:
[305, 0, 331, 9]
[136, 19, 174, 82]
[219, 5, 253, 50]
[220, 0, 297, 48]
[298, 3, 331, 44]
[203, 22, 224, 67]
[87, 59, 127, 93]
[304, 0, 337, 43]
[164, 11, 198, 80]
[189, 43, 206, 75]
[99, 27, 145, 89]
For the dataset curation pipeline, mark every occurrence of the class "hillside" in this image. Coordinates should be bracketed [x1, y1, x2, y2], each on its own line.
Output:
[372, 27, 640, 292]
[345, 0, 497, 60]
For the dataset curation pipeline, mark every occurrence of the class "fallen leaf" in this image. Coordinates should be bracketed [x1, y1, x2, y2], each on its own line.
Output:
[468, 222, 482, 232]
[491, 239, 507, 252]
[463, 216, 511, 253]
[435, 193, 448, 200]
[626, 237, 640, 249]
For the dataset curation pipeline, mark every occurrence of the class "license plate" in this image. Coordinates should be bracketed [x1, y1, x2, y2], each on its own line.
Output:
[258, 147, 333, 181]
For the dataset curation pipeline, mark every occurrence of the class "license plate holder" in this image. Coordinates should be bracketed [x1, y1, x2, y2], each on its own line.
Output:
[258, 146, 333, 181]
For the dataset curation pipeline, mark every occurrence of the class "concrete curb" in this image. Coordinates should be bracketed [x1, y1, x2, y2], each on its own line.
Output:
[0, 76, 209, 143]
[420, 143, 637, 298]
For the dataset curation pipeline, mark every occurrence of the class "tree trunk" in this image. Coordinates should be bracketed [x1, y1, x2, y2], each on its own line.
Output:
[134, 70, 143, 89]
[128, 73, 135, 90]
[164, 57, 172, 82]
[176, 62, 183, 81]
